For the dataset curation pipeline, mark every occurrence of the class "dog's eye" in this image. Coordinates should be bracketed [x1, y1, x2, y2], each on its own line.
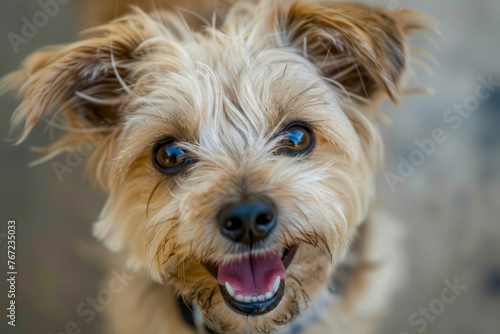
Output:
[152, 139, 190, 173]
[279, 123, 315, 156]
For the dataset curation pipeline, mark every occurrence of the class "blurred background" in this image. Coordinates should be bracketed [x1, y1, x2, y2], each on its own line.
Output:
[0, 0, 499, 333]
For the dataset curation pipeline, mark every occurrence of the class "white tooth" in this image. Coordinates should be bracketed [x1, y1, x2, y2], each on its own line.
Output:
[225, 282, 235, 297]
[236, 295, 244, 302]
[258, 295, 266, 302]
[265, 291, 273, 300]
[273, 277, 281, 293]
[244, 296, 252, 303]
[251, 296, 258, 303]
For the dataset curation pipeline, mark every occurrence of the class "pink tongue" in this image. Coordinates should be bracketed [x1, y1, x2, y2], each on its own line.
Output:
[218, 253, 286, 296]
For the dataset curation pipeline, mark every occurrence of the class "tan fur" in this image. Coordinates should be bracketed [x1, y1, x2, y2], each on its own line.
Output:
[0, 1, 428, 333]
[75, 0, 235, 29]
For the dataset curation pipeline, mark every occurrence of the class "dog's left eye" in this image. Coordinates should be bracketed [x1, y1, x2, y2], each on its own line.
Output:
[152, 139, 190, 174]
[278, 123, 315, 156]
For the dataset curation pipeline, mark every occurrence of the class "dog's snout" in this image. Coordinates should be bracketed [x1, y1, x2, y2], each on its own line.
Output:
[218, 196, 277, 245]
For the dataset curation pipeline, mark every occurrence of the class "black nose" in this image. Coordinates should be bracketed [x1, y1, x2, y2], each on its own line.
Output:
[218, 196, 277, 245]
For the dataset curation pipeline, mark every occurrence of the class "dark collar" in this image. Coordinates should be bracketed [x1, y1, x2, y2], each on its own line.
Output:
[178, 297, 217, 334]
[177, 289, 336, 334]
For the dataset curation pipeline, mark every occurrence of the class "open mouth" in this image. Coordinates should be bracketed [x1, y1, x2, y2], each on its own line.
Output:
[203, 246, 298, 316]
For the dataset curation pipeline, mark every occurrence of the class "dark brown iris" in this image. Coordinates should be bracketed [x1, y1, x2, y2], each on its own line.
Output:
[279, 123, 315, 155]
[152, 139, 189, 173]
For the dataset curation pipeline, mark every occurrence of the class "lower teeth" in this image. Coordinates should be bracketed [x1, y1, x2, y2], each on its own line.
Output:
[235, 292, 275, 303]
[226, 277, 281, 303]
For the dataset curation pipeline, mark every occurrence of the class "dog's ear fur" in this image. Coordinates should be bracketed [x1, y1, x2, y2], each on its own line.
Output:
[0, 10, 166, 144]
[274, 2, 425, 102]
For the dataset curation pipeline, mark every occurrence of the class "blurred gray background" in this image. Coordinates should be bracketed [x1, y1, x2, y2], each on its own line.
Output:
[0, 0, 499, 333]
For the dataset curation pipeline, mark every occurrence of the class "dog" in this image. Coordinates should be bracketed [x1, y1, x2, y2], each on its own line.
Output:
[1, 0, 429, 333]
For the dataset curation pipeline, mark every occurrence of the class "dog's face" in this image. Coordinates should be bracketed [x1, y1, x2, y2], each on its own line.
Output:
[2, 1, 422, 332]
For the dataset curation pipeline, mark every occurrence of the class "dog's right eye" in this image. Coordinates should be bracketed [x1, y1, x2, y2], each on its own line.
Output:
[278, 122, 315, 156]
[152, 139, 190, 174]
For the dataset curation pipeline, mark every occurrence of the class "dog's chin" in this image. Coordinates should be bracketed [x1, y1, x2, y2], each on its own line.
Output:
[202, 246, 298, 316]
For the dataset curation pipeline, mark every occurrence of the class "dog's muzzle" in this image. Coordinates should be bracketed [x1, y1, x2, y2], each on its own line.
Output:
[200, 195, 298, 316]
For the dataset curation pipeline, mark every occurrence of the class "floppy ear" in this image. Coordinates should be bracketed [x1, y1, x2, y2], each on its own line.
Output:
[0, 10, 166, 145]
[275, 2, 426, 102]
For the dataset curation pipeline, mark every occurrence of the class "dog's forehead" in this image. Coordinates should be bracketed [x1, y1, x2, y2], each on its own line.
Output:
[124, 34, 350, 154]
[185, 40, 304, 138]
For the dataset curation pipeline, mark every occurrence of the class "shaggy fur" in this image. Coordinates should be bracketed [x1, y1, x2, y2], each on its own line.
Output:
[1, 1, 429, 333]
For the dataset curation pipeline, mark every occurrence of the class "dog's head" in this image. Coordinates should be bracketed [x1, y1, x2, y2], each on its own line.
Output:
[2, 1, 424, 332]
